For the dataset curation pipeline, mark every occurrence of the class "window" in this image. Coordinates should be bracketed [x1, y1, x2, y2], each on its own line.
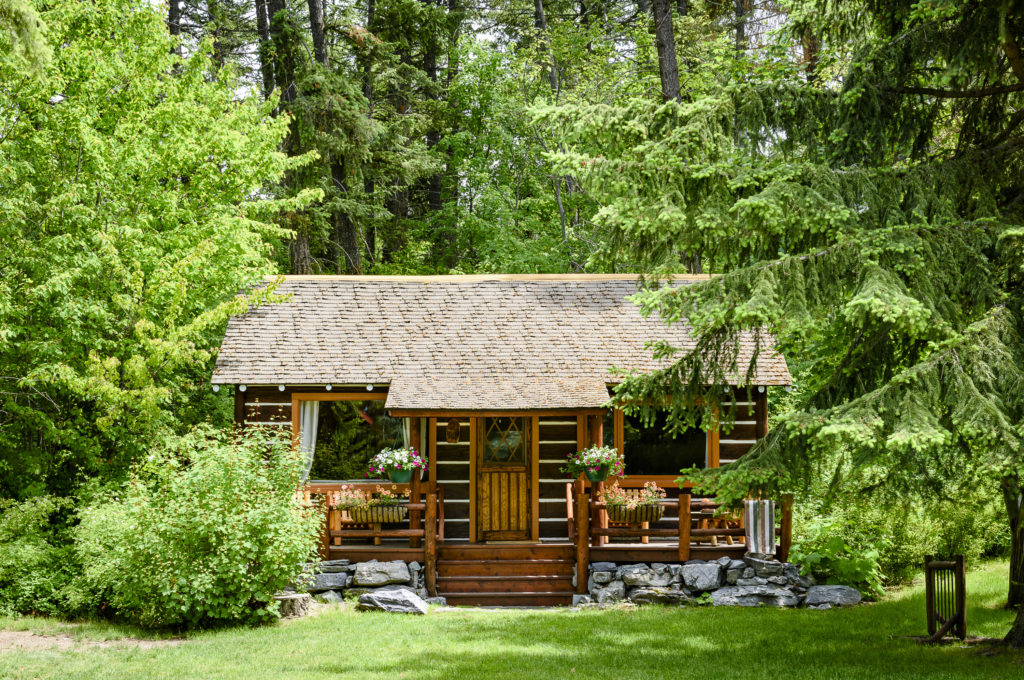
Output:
[605, 409, 706, 475]
[307, 399, 408, 480]
[483, 417, 526, 465]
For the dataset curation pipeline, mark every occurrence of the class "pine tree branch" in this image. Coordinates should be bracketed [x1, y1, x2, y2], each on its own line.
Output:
[886, 83, 1024, 98]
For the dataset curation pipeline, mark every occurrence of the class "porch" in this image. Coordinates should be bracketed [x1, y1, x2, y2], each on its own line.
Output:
[304, 478, 793, 606]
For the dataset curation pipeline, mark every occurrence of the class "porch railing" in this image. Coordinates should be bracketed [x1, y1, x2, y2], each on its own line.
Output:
[301, 481, 445, 596]
[569, 483, 793, 594]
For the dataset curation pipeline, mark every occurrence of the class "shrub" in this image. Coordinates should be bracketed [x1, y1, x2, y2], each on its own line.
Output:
[0, 496, 79, 617]
[75, 425, 321, 629]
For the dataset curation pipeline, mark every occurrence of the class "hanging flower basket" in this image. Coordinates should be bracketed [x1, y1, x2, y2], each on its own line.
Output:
[561, 446, 624, 480]
[585, 464, 611, 482]
[349, 505, 408, 524]
[606, 503, 665, 524]
[387, 468, 413, 484]
[368, 447, 427, 482]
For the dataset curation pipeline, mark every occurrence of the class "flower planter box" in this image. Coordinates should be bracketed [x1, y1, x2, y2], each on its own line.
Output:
[349, 505, 408, 524]
[606, 504, 665, 524]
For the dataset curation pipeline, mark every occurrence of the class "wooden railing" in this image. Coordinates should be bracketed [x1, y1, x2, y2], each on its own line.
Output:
[570, 484, 793, 594]
[301, 481, 446, 595]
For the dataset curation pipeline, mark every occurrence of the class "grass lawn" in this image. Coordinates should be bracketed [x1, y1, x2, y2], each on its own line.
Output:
[1, 561, 1022, 680]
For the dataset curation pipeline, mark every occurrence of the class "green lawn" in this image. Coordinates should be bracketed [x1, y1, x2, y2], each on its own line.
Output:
[1, 562, 1021, 680]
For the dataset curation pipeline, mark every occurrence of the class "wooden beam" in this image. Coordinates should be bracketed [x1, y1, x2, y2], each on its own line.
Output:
[234, 386, 245, 427]
[425, 493, 437, 596]
[779, 494, 793, 562]
[575, 493, 590, 594]
[469, 417, 477, 543]
[409, 419, 422, 549]
[708, 406, 721, 468]
[613, 408, 624, 455]
[678, 489, 692, 561]
[531, 416, 540, 542]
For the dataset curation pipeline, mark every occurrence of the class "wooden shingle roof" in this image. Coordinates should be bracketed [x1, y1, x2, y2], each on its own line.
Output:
[211, 275, 791, 410]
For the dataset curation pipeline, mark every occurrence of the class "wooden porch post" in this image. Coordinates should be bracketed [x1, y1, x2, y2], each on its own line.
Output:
[425, 492, 438, 596]
[409, 418, 422, 548]
[575, 492, 590, 594]
[678, 489, 691, 562]
[779, 494, 793, 562]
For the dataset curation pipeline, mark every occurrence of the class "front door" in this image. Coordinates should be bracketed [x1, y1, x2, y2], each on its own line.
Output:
[476, 416, 531, 541]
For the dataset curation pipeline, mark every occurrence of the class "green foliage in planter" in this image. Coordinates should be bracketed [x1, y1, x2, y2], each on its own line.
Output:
[74, 426, 321, 629]
[0, 496, 80, 617]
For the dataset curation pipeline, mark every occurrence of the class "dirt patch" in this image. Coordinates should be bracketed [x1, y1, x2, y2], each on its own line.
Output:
[0, 629, 184, 652]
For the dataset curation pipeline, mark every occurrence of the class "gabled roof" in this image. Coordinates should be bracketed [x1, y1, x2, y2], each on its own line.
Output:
[211, 274, 791, 410]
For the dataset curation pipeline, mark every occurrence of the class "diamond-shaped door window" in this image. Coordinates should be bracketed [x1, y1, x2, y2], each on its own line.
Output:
[484, 417, 525, 464]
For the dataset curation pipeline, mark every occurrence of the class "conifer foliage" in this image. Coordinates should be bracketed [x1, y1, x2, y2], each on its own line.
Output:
[540, 0, 1024, 645]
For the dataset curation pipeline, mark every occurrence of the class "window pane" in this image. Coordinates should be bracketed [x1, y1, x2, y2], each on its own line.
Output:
[484, 417, 525, 464]
[622, 410, 705, 475]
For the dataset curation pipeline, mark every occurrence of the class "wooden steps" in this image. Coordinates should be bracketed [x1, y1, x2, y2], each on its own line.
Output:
[436, 544, 575, 606]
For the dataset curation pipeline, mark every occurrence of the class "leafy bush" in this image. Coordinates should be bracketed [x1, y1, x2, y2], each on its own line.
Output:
[789, 517, 885, 598]
[0, 496, 79, 617]
[75, 426, 321, 629]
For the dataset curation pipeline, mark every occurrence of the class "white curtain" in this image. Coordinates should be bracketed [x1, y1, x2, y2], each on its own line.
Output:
[299, 400, 320, 482]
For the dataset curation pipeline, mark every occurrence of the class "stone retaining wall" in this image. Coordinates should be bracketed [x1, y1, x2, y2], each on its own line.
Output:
[577, 554, 861, 609]
[288, 559, 445, 606]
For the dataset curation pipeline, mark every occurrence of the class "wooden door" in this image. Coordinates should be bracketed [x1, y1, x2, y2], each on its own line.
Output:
[476, 416, 531, 541]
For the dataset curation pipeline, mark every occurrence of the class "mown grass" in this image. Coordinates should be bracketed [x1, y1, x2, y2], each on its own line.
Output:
[1, 561, 1021, 680]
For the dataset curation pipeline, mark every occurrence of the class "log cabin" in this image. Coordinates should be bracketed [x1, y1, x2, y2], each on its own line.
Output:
[212, 274, 793, 605]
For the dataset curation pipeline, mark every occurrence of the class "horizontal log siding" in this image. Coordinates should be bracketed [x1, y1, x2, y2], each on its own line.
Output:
[435, 419, 470, 539]
[538, 417, 576, 540]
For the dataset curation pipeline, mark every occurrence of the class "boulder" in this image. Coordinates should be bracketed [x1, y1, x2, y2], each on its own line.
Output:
[715, 556, 732, 567]
[314, 590, 344, 605]
[725, 568, 744, 585]
[592, 571, 615, 585]
[728, 559, 747, 571]
[275, 593, 313, 618]
[592, 581, 626, 604]
[572, 594, 593, 606]
[804, 585, 862, 607]
[620, 565, 671, 588]
[743, 555, 783, 577]
[352, 560, 411, 587]
[767, 576, 789, 586]
[736, 577, 767, 587]
[408, 561, 421, 572]
[319, 559, 350, 573]
[356, 588, 429, 614]
[682, 563, 724, 591]
[309, 572, 349, 592]
[590, 562, 617, 572]
[711, 585, 800, 608]
[628, 587, 692, 605]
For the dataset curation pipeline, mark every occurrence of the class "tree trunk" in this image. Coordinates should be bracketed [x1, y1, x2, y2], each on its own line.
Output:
[307, 0, 328, 66]
[361, 0, 376, 267]
[332, 159, 361, 273]
[651, 0, 680, 102]
[534, 0, 559, 92]
[734, 0, 746, 55]
[676, 0, 687, 16]
[802, 28, 820, 82]
[255, 0, 275, 99]
[168, 0, 182, 56]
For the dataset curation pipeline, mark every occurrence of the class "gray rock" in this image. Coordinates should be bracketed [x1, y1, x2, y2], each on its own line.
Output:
[682, 563, 724, 591]
[620, 565, 672, 588]
[805, 585, 862, 607]
[352, 560, 411, 587]
[314, 590, 344, 605]
[684, 559, 707, 565]
[592, 571, 614, 585]
[742, 568, 755, 579]
[425, 597, 447, 606]
[744, 555, 783, 577]
[275, 593, 313, 618]
[592, 581, 626, 604]
[768, 576, 789, 586]
[726, 568, 744, 585]
[309, 572, 349, 592]
[356, 588, 429, 614]
[736, 577, 768, 586]
[728, 559, 747, 571]
[711, 585, 800, 608]
[628, 587, 692, 605]
[319, 559, 350, 573]
[715, 556, 732, 567]
[408, 561, 421, 572]
[572, 594, 593, 606]
[590, 562, 617, 571]
[782, 564, 801, 581]
[807, 603, 832, 610]
[668, 565, 685, 578]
